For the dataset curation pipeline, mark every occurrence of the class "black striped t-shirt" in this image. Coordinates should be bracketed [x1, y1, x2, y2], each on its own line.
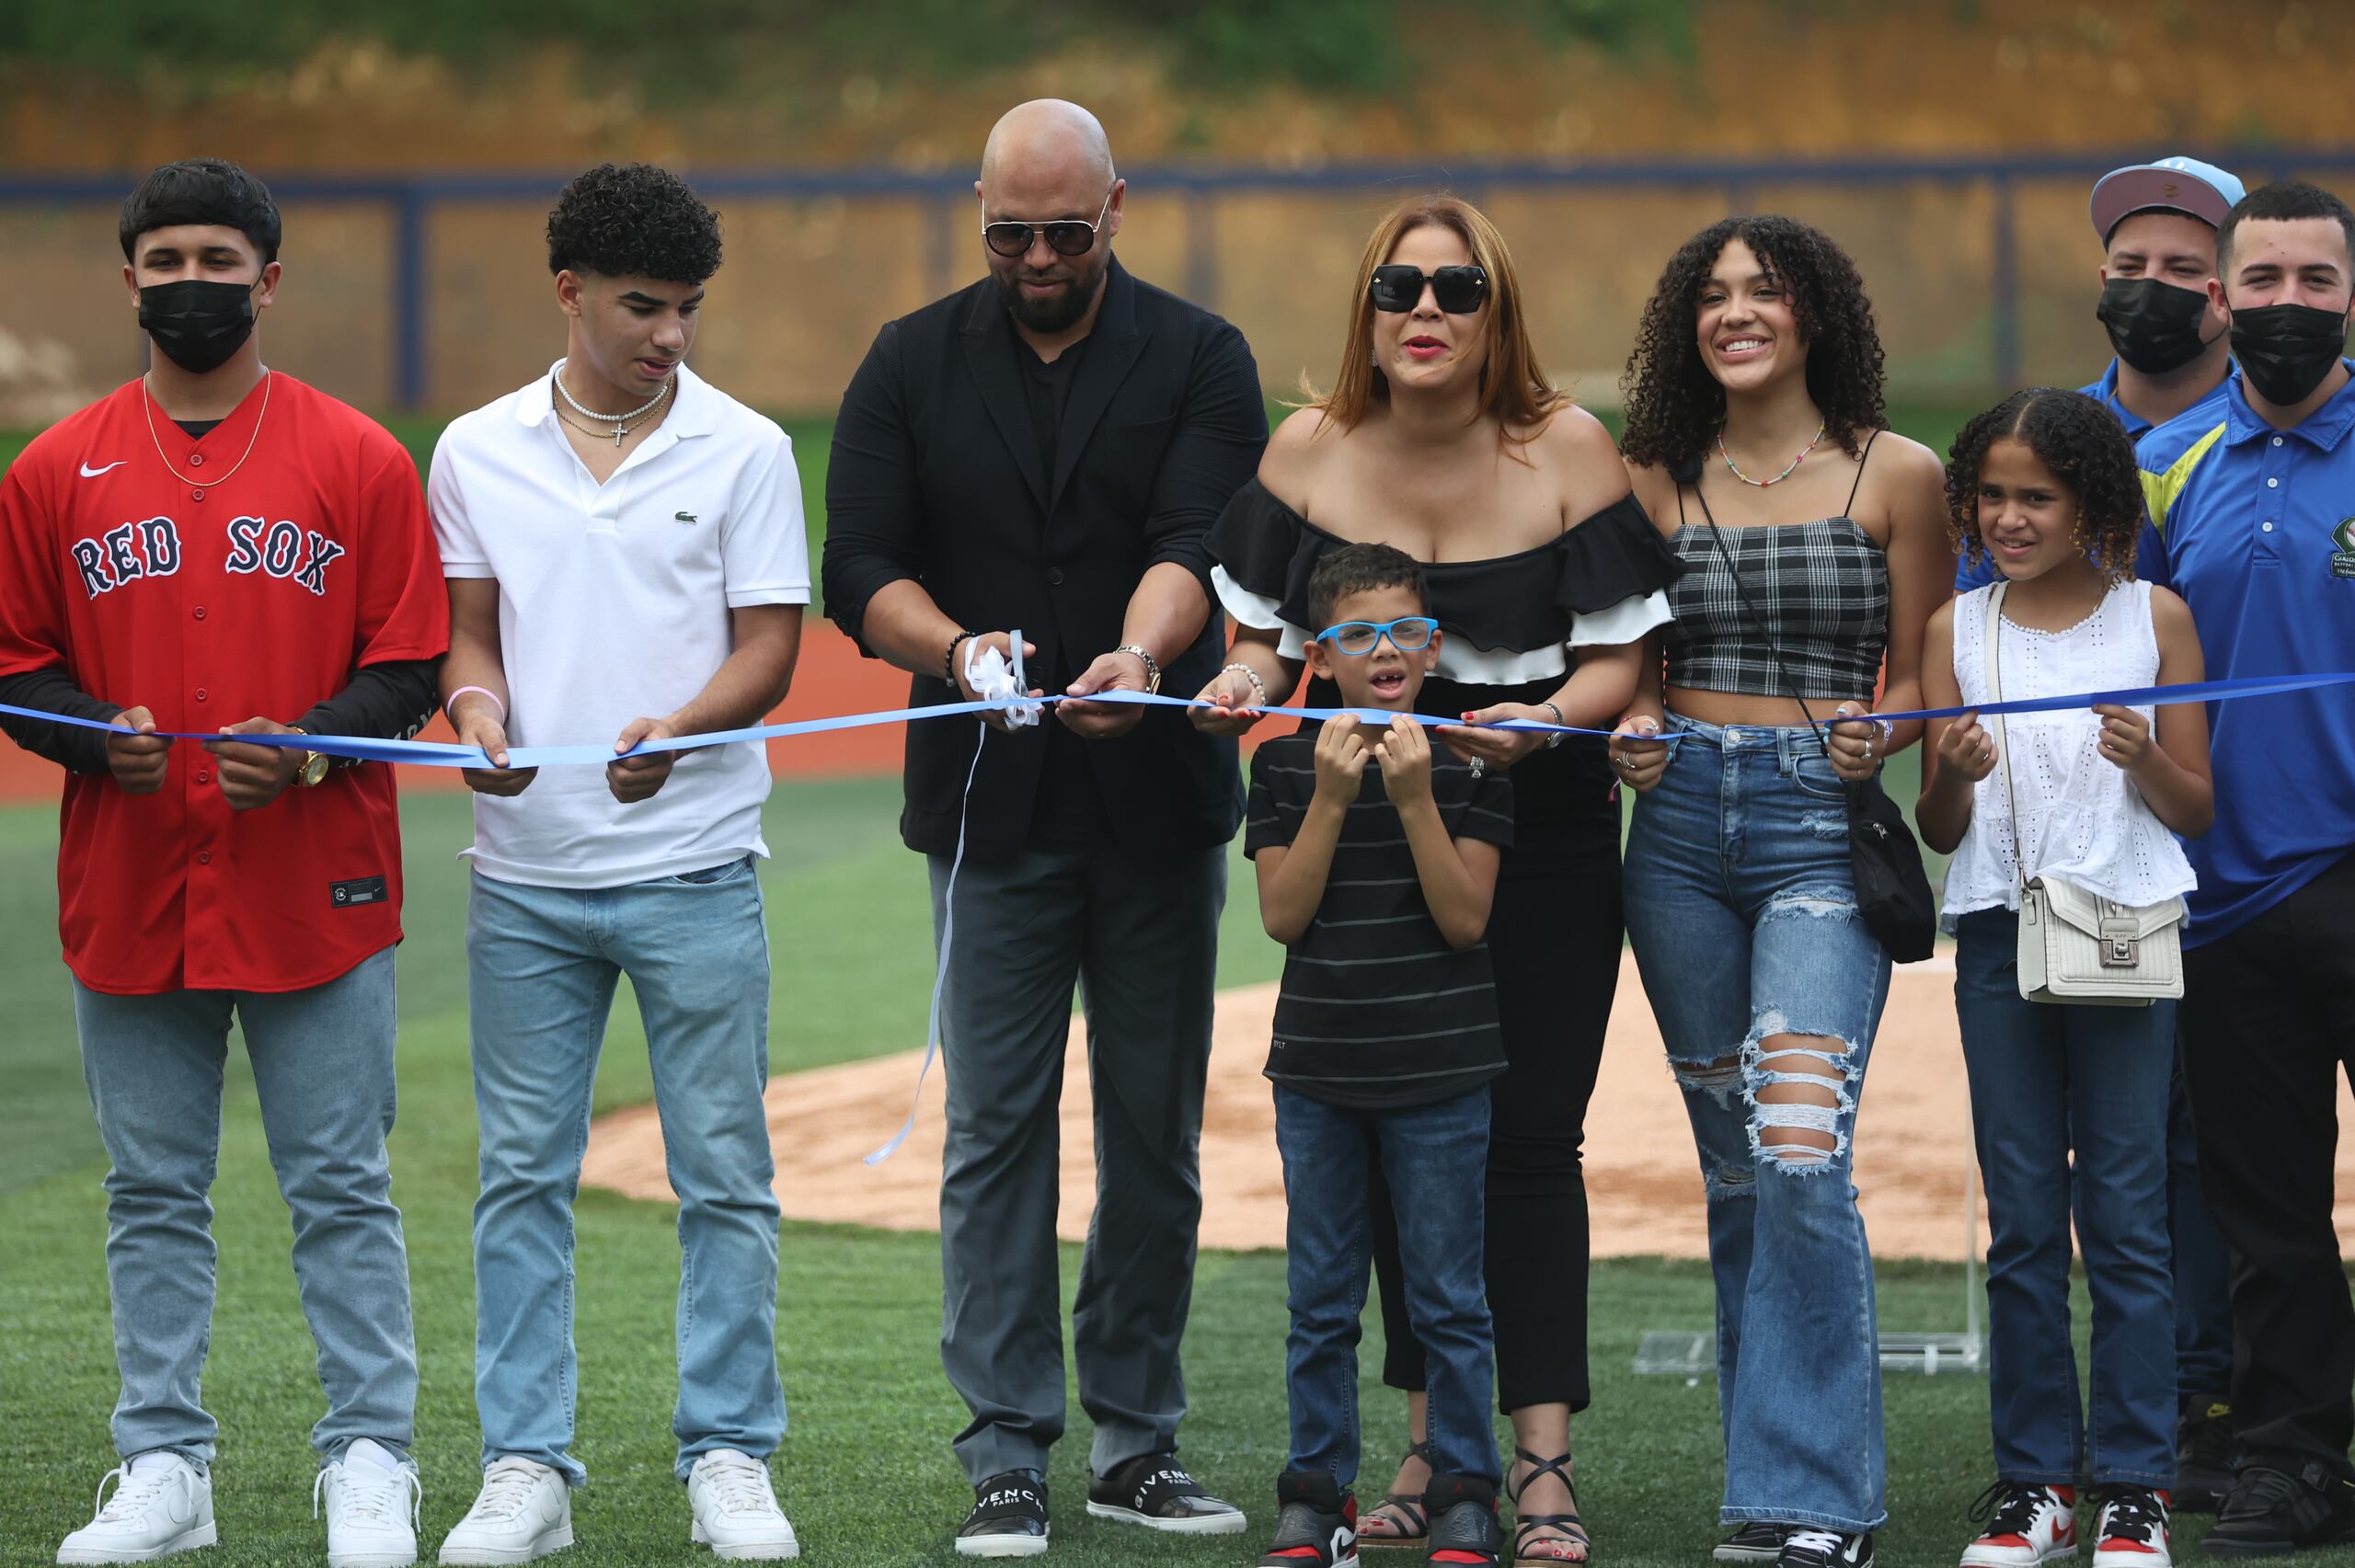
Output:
[1244, 732, 1515, 1110]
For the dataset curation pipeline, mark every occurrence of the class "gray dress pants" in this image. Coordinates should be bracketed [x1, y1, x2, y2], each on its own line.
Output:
[927, 837, 1225, 1483]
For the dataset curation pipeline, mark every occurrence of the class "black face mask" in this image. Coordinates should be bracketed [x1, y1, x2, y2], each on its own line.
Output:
[2097, 276, 2216, 375]
[137, 279, 257, 374]
[2231, 301, 2351, 407]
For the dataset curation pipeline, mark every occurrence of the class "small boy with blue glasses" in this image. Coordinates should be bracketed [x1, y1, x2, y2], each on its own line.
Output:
[1246, 543, 1515, 1568]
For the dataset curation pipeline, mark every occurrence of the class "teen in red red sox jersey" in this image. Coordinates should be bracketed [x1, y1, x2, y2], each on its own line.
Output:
[0, 159, 445, 1567]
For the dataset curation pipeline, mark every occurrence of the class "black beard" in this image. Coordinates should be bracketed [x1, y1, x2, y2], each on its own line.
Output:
[995, 258, 1101, 335]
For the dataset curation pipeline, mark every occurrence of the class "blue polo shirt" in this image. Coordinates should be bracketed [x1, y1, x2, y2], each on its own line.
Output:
[2137, 365, 2355, 944]
[1954, 361, 2232, 591]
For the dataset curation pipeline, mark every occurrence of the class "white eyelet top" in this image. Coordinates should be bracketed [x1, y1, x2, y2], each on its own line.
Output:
[1939, 578, 2198, 930]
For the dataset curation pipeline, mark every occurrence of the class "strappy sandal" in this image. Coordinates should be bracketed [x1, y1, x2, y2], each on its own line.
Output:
[1508, 1448, 1591, 1565]
[1353, 1438, 1432, 1551]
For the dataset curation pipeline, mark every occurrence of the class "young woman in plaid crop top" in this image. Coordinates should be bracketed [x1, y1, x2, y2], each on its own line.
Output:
[1607, 216, 1952, 1568]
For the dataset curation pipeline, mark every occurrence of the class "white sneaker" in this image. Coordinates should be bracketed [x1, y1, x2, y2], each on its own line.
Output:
[1961, 1482, 2078, 1568]
[686, 1450, 798, 1561]
[56, 1452, 216, 1565]
[438, 1459, 573, 1566]
[316, 1440, 422, 1568]
[2090, 1488, 2170, 1568]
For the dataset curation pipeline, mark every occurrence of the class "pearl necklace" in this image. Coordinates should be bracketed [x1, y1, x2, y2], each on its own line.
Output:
[554, 364, 671, 446]
[1716, 421, 1824, 487]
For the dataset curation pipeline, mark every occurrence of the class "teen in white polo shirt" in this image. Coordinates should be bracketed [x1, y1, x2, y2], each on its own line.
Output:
[425, 164, 808, 1563]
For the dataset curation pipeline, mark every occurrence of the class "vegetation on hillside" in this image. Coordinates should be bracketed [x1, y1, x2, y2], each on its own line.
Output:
[0, 0, 1703, 101]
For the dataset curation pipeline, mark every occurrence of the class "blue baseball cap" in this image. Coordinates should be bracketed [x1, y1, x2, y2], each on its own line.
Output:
[2089, 156, 2247, 242]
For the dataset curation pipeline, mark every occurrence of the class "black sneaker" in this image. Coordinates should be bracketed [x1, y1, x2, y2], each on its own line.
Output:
[1257, 1471, 1357, 1568]
[1776, 1527, 1874, 1568]
[2201, 1463, 2355, 1557]
[1717, 1522, 1791, 1563]
[958, 1471, 1049, 1559]
[2177, 1401, 2236, 1515]
[1086, 1452, 1246, 1535]
[1423, 1473, 1502, 1566]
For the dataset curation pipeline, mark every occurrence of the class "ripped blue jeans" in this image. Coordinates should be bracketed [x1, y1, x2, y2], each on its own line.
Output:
[1624, 715, 1892, 1534]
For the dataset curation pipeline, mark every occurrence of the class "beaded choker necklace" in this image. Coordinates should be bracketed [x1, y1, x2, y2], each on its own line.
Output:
[1716, 421, 1824, 487]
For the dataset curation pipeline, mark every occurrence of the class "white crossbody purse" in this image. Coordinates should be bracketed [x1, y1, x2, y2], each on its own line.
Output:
[1983, 584, 2186, 1007]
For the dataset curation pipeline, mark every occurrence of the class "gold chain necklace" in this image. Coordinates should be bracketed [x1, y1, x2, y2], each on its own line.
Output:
[552, 375, 671, 448]
[142, 372, 273, 488]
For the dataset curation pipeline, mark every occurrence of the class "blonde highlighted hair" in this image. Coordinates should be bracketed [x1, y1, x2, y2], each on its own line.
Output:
[1304, 196, 1565, 443]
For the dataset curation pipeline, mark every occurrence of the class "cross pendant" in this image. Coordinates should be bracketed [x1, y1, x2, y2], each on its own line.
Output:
[613, 429, 626, 448]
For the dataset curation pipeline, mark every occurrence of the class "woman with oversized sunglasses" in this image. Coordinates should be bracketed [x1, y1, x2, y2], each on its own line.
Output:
[1201, 196, 1683, 1566]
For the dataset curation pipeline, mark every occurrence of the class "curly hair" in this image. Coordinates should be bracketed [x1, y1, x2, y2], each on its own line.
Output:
[546, 163, 722, 283]
[1618, 214, 1888, 472]
[1306, 542, 1430, 630]
[1945, 388, 2146, 584]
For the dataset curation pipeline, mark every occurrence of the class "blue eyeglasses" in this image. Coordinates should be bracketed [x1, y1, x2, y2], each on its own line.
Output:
[1314, 616, 1439, 656]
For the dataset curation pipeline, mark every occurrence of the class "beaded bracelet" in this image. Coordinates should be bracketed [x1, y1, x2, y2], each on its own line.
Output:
[944, 631, 978, 688]
[1221, 661, 1269, 708]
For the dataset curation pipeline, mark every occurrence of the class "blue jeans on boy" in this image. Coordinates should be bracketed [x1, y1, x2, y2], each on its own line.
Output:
[466, 857, 783, 1484]
[1274, 1085, 1499, 1490]
[1955, 910, 2177, 1486]
[73, 946, 416, 1468]
[1624, 716, 1891, 1533]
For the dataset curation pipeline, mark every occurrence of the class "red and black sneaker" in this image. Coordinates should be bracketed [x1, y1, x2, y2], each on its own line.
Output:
[1259, 1471, 1358, 1568]
[1423, 1473, 1502, 1567]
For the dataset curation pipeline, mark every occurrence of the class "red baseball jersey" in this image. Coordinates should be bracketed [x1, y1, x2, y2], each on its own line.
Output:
[0, 373, 449, 994]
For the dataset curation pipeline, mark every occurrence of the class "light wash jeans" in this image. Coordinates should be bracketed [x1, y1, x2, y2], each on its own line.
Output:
[466, 857, 782, 1484]
[1955, 910, 2177, 1486]
[73, 945, 415, 1468]
[1624, 715, 1891, 1534]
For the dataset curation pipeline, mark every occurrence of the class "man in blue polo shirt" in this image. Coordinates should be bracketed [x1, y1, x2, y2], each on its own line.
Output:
[1959, 155, 2243, 594]
[1958, 154, 2248, 1508]
[2137, 179, 2355, 1558]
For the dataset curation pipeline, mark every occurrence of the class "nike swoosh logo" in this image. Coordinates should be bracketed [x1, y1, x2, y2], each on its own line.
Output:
[79, 461, 127, 478]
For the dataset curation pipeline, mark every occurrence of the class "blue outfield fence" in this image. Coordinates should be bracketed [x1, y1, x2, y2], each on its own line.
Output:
[10, 147, 2355, 415]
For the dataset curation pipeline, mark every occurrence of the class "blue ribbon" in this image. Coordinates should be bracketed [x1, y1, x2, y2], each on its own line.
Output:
[6, 668, 2352, 771]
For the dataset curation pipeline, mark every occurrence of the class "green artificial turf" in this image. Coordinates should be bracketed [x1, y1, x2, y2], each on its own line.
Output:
[5, 784, 2337, 1567]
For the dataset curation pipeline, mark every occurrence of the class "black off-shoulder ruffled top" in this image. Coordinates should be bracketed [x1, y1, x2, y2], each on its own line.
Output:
[1207, 478, 1685, 831]
[1207, 478, 1682, 660]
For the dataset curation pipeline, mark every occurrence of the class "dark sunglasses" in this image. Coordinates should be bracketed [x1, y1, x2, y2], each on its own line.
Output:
[982, 190, 1113, 259]
[1370, 264, 1488, 315]
[1314, 617, 1440, 656]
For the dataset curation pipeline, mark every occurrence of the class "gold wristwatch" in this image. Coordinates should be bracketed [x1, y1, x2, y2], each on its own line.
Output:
[288, 727, 329, 788]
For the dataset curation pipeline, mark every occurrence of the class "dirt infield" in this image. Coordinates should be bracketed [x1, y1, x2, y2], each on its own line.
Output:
[579, 951, 2355, 1260]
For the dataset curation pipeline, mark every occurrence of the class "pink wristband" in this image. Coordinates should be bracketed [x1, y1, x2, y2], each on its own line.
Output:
[446, 685, 506, 724]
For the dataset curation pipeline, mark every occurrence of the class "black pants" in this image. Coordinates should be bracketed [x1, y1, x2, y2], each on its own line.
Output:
[1369, 811, 1621, 1415]
[2179, 852, 2355, 1474]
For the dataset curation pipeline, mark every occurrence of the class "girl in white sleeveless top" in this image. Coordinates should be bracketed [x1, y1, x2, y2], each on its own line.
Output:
[1916, 389, 2214, 1568]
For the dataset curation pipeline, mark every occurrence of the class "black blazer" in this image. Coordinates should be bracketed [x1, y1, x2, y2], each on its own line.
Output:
[822, 259, 1267, 864]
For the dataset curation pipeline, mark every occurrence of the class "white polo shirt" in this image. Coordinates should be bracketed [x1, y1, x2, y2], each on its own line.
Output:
[429, 361, 810, 888]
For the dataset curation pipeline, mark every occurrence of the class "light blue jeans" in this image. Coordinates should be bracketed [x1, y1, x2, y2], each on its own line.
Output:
[73, 945, 416, 1468]
[1624, 715, 1892, 1534]
[466, 857, 782, 1484]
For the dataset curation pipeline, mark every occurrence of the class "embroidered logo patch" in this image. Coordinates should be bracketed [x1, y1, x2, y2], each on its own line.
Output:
[674, 510, 698, 525]
[2333, 518, 2355, 579]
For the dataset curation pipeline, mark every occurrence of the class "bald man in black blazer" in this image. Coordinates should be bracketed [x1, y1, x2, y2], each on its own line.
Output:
[821, 99, 1264, 1554]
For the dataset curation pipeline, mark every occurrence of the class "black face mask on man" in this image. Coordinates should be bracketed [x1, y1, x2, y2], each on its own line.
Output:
[137, 279, 257, 374]
[2097, 277, 2217, 375]
[2230, 301, 2351, 407]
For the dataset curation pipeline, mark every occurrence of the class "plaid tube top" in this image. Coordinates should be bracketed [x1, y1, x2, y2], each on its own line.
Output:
[1662, 518, 1890, 700]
